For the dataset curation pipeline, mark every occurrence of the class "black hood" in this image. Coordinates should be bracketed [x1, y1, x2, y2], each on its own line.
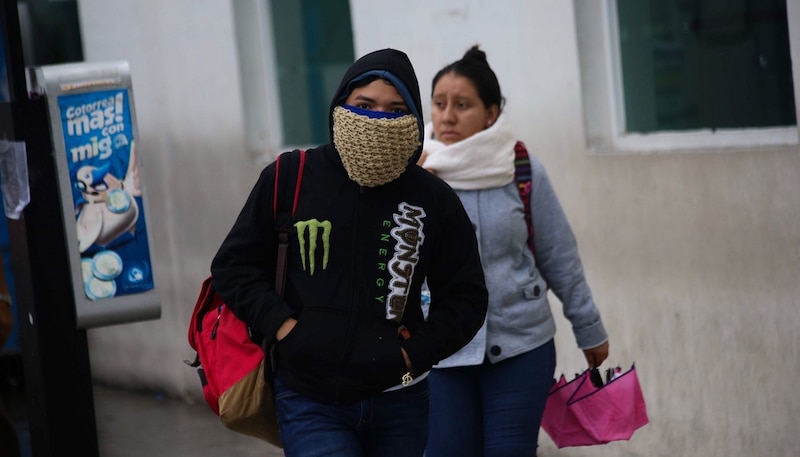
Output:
[328, 48, 425, 163]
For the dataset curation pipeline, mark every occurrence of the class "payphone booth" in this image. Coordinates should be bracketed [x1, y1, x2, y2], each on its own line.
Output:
[0, 3, 160, 456]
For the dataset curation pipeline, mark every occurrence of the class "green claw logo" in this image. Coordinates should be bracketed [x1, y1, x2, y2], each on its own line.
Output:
[295, 219, 332, 275]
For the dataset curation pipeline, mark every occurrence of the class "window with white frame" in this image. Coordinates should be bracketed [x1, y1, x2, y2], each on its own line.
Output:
[575, 0, 799, 154]
[234, 0, 355, 160]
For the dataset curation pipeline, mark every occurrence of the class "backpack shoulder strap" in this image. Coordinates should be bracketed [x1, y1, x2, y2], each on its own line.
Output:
[273, 149, 306, 296]
[513, 141, 535, 256]
[273, 149, 306, 220]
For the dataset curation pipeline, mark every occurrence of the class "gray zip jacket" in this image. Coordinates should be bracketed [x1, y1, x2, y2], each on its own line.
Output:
[433, 151, 607, 367]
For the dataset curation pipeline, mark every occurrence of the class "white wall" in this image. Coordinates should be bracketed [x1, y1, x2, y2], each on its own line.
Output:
[76, 0, 259, 393]
[75, 1, 800, 455]
[352, 2, 800, 456]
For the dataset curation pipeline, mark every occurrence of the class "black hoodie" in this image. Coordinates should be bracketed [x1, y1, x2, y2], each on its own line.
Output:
[211, 48, 488, 404]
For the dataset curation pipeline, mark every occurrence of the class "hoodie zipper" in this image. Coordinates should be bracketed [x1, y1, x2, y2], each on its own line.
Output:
[333, 184, 365, 403]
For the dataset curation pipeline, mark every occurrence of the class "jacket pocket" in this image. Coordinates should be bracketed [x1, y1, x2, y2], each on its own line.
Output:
[522, 279, 546, 300]
[498, 276, 550, 331]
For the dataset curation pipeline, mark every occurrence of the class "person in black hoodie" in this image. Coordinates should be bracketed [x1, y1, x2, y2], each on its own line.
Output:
[211, 48, 488, 457]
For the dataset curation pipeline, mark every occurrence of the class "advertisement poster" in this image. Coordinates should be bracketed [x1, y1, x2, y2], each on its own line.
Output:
[58, 89, 154, 301]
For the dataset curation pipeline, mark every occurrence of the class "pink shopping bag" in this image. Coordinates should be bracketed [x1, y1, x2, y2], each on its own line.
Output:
[541, 364, 649, 448]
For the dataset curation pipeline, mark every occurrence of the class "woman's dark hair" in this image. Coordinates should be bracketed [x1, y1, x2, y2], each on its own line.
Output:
[431, 45, 505, 112]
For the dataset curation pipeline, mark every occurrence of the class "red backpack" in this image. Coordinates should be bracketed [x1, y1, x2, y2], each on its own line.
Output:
[185, 149, 305, 446]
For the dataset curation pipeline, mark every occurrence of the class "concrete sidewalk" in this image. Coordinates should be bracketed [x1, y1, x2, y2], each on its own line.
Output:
[94, 384, 285, 457]
[8, 382, 566, 456]
[6, 383, 284, 457]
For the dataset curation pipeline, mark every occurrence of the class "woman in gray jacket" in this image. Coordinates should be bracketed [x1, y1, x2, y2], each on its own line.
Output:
[418, 45, 610, 456]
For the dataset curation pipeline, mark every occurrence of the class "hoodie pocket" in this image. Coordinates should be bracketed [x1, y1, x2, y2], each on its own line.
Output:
[499, 275, 551, 331]
[522, 280, 546, 300]
[276, 311, 347, 379]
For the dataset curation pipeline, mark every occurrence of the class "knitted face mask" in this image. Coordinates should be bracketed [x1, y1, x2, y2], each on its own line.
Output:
[332, 105, 420, 187]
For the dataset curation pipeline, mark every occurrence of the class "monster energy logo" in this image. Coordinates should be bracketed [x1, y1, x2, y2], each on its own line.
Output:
[295, 219, 332, 275]
[386, 203, 425, 322]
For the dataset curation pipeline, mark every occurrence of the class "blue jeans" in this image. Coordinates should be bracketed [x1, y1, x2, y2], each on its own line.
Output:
[426, 339, 556, 457]
[273, 376, 429, 457]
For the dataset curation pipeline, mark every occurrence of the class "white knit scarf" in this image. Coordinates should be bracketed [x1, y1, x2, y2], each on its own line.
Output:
[421, 114, 516, 190]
